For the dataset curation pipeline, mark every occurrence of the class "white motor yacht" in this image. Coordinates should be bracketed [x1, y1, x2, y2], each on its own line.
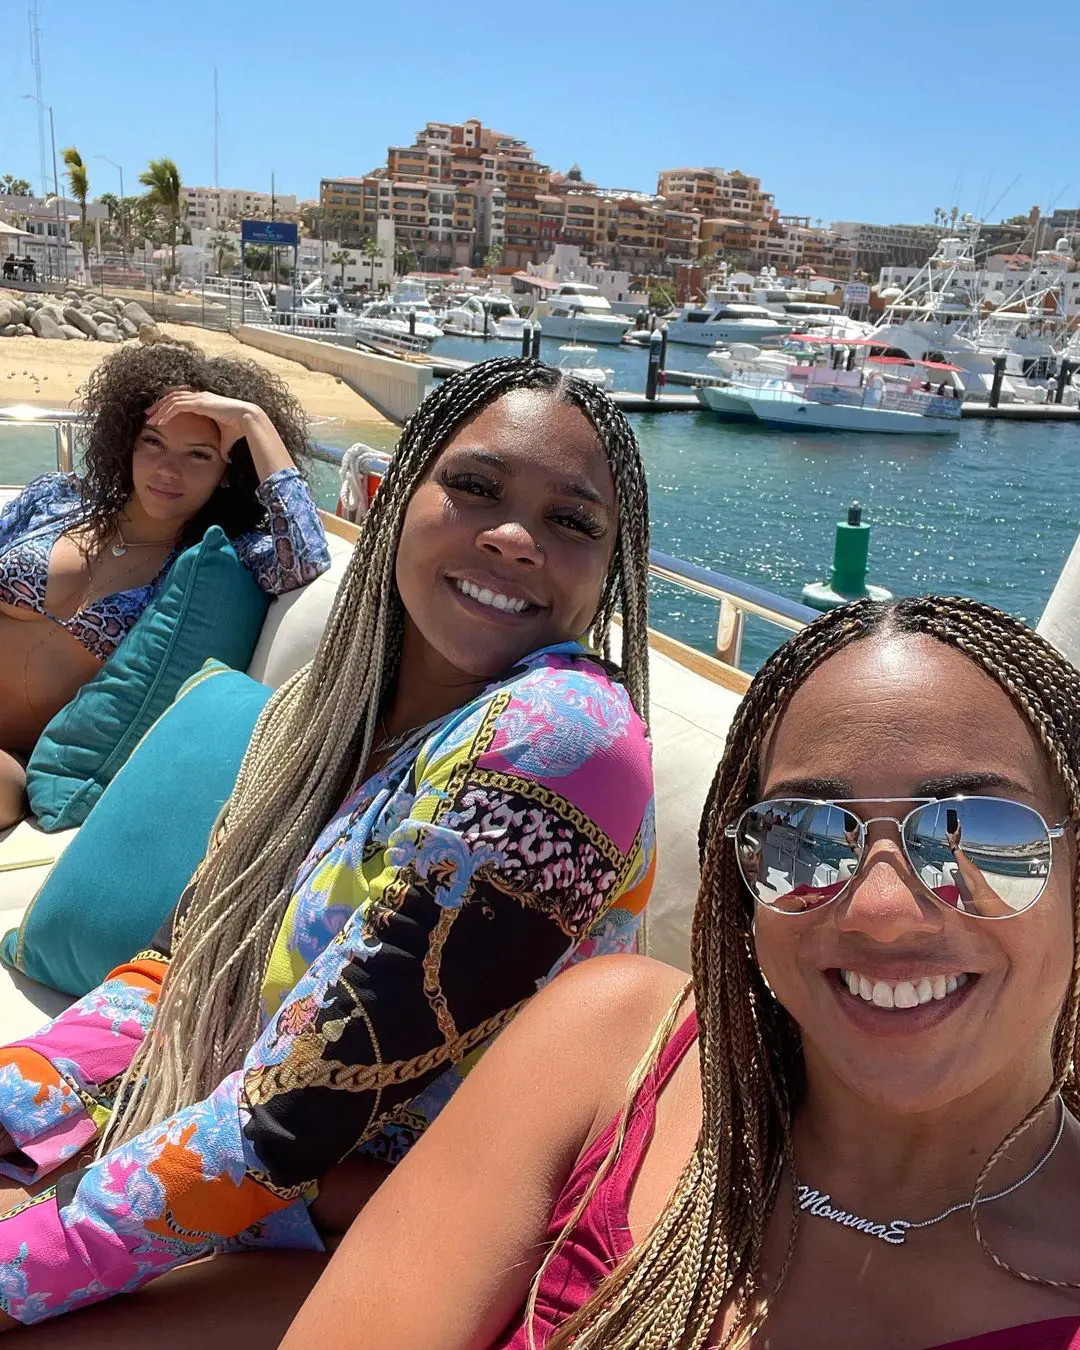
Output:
[441, 293, 526, 341]
[530, 283, 634, 345]
[666, 289, 795, 347]
[697, 361, 962, 434]
[351, 301, 443, 351]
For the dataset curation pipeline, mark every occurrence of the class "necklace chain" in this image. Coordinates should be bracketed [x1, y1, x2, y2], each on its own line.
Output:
[113, 522, 177, 557]
[795, 1098, 1065, 1246]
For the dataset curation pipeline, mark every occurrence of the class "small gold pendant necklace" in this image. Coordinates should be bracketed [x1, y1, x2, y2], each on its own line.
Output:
[112, 524, 175, 558]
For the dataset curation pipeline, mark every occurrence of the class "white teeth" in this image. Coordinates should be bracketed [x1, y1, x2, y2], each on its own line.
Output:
[872, 981, 894, 1009]
[455, 579, 528, 614]
[841, 970, 971, 1011]
[893, 980, 919, 1009]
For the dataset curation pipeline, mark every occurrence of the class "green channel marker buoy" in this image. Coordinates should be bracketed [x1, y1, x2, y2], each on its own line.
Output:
[801, 502, 893, 613]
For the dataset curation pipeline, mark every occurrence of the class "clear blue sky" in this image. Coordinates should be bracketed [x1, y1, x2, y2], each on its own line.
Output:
[2, 0, 1077, 226]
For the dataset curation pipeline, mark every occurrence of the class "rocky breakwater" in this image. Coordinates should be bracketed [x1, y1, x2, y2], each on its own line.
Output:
[0, 289, 162, 345]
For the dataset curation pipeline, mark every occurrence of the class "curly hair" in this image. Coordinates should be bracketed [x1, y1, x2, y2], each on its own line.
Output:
[75, 342, 314, 551]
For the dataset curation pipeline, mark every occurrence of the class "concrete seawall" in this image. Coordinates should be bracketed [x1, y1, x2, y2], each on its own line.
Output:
[236, 326, 431, 424]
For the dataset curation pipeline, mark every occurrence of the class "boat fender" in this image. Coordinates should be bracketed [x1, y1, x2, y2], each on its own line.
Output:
[336, 444, 390, 522]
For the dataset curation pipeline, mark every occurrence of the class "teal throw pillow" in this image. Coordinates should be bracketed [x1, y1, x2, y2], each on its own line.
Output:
[26, 526, 270, 832]
[3, 661, 273, 997]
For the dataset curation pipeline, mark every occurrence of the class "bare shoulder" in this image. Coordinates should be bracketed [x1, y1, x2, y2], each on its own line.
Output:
[492, 955, 693, 1100]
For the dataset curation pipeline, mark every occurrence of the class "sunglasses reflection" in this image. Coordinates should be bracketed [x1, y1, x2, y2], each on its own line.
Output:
[737, 799, 1054, 919]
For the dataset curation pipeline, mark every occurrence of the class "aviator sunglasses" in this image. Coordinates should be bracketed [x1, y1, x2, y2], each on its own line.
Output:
[725, 796, 1067, 920]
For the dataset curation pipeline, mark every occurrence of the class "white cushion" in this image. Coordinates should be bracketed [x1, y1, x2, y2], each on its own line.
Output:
[246, 531, 353, 688]
[640, 647, 741, 974]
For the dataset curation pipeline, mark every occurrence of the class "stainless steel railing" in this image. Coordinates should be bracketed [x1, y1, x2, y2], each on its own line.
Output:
[0, 409, 813, 668]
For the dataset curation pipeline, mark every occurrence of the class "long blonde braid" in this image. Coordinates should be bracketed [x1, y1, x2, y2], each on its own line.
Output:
[541, 595, 1080, 1349]
[104, 357, 651, 1149]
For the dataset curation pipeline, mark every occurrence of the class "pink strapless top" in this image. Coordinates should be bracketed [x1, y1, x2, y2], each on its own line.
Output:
[494, 1012, 1080, 1350]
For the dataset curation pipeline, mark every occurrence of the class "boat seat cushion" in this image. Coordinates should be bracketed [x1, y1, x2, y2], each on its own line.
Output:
[248, 528, 354, 687]
[3, 662, 273, 997]
[26, 527, 270, 832]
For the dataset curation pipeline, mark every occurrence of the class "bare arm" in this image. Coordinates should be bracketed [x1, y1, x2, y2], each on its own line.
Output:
[278, 955, 685, 1350]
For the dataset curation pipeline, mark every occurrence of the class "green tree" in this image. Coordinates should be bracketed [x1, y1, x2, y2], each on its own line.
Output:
[394, 242, 417, 276]
[330, 248, 351, 287]
[0, 175, 32, 196]
[210, 231, 237, 275]
[483, 243, 504, 271]
[138, 157, 183, 285]
[62, 147, 90, 271]
[361, 234, 383, 288]
[244, 244, 272, 279]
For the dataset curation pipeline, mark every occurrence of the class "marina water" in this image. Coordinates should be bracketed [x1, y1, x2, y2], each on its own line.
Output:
[5, 329, 1077, 670]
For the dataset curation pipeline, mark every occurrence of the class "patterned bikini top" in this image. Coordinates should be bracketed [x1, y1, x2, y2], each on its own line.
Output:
[0, 470, 332, 662]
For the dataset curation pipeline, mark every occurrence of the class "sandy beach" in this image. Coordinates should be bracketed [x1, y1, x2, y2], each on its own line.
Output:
[0, 322, 393, 430]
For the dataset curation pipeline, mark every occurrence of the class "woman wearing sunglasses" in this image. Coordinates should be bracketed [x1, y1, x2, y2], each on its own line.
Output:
[281, 594, 1080, 1350]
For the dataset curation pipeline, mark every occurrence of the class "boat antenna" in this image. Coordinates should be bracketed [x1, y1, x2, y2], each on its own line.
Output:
[28, 0, 47, 199]
[984, 174, 1022, 223]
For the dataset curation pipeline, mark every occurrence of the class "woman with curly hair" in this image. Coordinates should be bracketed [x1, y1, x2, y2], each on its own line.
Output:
[0, 342, 331, 827]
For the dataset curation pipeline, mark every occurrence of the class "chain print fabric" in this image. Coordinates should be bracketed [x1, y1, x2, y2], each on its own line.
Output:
[0, 643, 656, 1324]
[0, 469, 330, 660]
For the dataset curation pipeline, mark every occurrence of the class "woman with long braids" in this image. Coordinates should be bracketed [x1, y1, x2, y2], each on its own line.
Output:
[0, 342, 330, 827]
[0, 357, 655, 1342]
[283, 595, 1080, 1350]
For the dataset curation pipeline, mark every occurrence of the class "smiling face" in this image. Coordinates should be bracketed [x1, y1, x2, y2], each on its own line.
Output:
[752, 632, 1075, 1116]
[130, 409, 228, 529]
[393, 388, 618, 686]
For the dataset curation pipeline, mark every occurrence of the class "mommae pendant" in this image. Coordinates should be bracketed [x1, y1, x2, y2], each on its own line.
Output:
[796, 1186, 911, 1245]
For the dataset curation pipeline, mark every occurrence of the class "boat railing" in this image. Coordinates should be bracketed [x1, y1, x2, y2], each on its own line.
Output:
[0, 409, 814, 674]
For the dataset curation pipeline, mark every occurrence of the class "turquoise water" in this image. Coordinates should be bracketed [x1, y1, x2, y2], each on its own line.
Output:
[4, 347, 1078, 670]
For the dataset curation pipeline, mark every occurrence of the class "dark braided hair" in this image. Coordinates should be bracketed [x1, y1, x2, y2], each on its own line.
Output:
[107, 357, 652, 1147]
[540, 595, 1080, 1349]
[77, 341, 314, 552]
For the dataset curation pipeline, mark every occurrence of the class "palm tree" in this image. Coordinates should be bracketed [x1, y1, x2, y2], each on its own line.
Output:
[210, 230, 237, 275]
[139, 157, 183, 286]
[0, 175, 32, 196]
[331, 249, 351, 288]
[62, 147, 90, 271]
[394, 241, 417, 276]
[361, 235, 383, 289]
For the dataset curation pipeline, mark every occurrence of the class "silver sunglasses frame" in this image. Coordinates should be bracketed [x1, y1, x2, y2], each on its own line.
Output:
[724, 795, 1068, 920]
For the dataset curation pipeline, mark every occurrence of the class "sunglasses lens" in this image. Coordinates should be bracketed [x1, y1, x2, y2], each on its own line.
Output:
[903, 798, 1052, 916]
[736, 800, 862, 912]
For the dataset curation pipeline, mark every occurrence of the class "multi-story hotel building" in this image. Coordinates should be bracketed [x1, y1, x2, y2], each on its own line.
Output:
[180, 186, 297, 229]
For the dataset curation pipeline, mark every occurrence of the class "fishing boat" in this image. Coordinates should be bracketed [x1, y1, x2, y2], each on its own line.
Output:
[697, 353, 963, 434]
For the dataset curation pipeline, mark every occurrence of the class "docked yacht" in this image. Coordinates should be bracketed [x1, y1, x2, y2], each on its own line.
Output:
[697, 359, 962, 434]
[440, 293, 526, 341]
[666, 289, 795, 347]
[529, 283, 634, 345]
[351, 300, 443, 352]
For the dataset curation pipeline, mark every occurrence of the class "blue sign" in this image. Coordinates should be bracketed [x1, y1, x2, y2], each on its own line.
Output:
[241, 219, 298, 247]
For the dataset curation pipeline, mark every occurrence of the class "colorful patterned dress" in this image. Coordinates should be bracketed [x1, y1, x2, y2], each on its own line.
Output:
[0, 642, 655, 1325]
[0, 468, 330, 660]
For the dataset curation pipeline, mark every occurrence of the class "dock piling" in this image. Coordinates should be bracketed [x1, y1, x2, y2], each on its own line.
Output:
[530, 323, 542, 361]
[989, 354, 1008, 409]
[521, 322, 532, 359]
[1056, 360, 1074, 405]
[645, 330, 663, 401]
